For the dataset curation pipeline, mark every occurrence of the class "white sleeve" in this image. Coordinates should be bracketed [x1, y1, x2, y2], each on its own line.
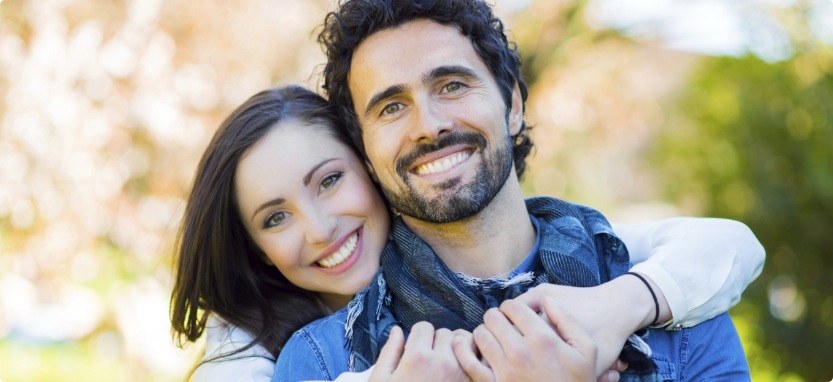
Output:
[612, 217, 765, 329]
[192, 315, 275, 382]
[304, 366, 374, 382]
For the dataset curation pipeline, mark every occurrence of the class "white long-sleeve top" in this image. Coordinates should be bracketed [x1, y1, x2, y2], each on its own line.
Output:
[619, 218, 764, 329]
[191, 217, 765, 382]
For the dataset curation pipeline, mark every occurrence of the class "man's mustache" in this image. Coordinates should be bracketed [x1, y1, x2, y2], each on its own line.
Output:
[396, 132, 487, 178]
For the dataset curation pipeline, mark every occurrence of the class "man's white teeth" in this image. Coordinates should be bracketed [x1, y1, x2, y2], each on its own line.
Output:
[318, 232, 358, 268]
[415, 151, 470, 175]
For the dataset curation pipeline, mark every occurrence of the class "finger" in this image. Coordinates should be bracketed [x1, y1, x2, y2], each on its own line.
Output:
[432, 328, 456, 356]
[371, 326, 405, 379]
[596, 370, 621, 382]
[404, 321, 435, 353]
[482, 307, 523, 347]
[613, 359, 628, 372]
[473, 323, 505, 370]
[453, 332, 493, 382]
[511, 285, 544, 312]
[542, 297, 595, 358]
[451, 330, 479, 357]
[499, 299, 552, 338]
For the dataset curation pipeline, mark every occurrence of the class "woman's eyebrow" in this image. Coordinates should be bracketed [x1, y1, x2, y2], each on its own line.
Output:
[303, 158, 338, 186]
[250, 158, 339, 223]
[252, 197, 286, 223]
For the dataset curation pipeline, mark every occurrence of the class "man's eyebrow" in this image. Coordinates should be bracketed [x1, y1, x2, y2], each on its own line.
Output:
[363, 84, 409, 119]
[423, 65, 480, 83]
[362, 66, 479, 119]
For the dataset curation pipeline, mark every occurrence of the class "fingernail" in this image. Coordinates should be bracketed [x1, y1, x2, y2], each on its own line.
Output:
[608, 371, 620, 382]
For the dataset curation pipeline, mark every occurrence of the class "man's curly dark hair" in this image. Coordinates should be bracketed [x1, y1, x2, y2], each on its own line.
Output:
[318, 0, 534, 178]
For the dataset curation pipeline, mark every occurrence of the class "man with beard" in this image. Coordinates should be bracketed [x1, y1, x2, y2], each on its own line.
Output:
[273, 0, 755, 381]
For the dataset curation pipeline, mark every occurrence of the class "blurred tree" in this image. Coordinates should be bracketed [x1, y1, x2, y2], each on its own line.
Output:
[651, 42, 833, 382]
[511, 0, 833, 380]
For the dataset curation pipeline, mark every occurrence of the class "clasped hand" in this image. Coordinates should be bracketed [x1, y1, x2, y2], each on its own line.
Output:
[369, 296, 626, 382]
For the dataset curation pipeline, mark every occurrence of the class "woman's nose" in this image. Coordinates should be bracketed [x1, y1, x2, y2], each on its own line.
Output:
[304, 208, 337, 245]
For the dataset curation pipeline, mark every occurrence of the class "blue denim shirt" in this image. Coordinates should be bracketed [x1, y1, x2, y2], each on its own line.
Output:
[274, 309, 748, 381]
[273, 201, 750, 381]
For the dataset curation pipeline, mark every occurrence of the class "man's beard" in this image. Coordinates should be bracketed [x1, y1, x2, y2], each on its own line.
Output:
[382, 130, 514, 224]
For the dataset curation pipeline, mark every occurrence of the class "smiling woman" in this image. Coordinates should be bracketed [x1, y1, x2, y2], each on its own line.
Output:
[169, 85, 390, 378]
[233, 112, 389, 310]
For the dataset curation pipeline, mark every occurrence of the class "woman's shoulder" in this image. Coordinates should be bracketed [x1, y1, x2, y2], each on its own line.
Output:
[194, 315, 275, 382]
[204, 315, 271, 359]
[193, 354, 275, 382]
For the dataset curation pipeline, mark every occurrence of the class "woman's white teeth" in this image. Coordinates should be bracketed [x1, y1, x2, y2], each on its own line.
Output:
[415, 151, 470, 175]
[318, 232, 358, 268]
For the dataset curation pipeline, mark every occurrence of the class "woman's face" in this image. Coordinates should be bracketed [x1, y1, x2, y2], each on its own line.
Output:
[234, 119, 390, 309]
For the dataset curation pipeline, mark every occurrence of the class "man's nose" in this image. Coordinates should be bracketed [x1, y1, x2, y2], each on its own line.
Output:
[408, 101, 453, 142]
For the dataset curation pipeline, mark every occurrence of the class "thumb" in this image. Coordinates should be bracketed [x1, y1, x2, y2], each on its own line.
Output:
[369, 326, 405, 381]
[596, 370, 621, 382]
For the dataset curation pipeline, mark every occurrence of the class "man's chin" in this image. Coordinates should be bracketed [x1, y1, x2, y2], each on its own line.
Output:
[397, 192, 488, 223]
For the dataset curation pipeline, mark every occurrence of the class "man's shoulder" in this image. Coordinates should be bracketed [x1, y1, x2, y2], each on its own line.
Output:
[525, 196, 617, 240]
[303, 307, 351, 334]
[644, 313, 750, 381]
[274, 309, 352, 381]
[525, 196, 609, 223]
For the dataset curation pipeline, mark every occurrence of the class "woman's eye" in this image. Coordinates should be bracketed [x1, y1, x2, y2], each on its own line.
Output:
[382, 103, 402, 116]
[263, 211, 288, 229]
[319, 172, 343, 192]
[441, 81, 464, 93]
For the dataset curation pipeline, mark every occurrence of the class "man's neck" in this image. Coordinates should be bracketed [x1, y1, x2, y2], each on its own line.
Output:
[400, 176, 536, 278]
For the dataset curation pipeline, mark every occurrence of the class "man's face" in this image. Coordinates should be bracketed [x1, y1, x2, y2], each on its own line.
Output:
[348, 19, 523, 223]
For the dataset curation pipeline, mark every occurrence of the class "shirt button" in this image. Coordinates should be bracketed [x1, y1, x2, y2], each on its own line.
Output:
[672, 324, 683, 331]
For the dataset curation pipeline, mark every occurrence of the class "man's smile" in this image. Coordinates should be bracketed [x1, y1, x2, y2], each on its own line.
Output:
[413, 148, 473, 176]
[396, 132, 486, 180]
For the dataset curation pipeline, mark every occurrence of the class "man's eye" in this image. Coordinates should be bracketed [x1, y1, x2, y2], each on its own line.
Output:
[263, 211, 288, 229]
[320, 172, 343, 192]
[441, 81, 464, 93]
[382, 103, 402, 116]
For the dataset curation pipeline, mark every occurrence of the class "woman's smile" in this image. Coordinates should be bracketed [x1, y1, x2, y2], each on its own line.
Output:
[315, 228, 362, 273]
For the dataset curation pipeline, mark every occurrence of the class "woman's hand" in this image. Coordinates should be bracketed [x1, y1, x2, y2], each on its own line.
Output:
[451, 298, 598, 382]
[512, 279, 659, 376]
[370, 323, 470, 382]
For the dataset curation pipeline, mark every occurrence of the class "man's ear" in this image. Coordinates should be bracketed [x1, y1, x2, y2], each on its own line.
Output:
[508, 82, 523, 136]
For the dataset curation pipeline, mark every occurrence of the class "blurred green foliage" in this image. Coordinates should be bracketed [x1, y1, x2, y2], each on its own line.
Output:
[651, 48, 833, 381]
[514, 1, 833, 380]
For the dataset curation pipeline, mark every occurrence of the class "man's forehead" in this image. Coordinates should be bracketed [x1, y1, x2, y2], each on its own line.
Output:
[347, 19, 484, 105]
